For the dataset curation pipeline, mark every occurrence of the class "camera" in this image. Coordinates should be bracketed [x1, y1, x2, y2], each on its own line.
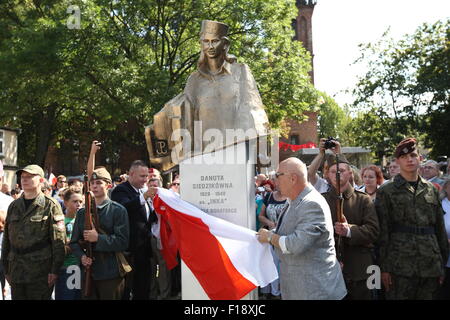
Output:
[324, 137, 337, 149]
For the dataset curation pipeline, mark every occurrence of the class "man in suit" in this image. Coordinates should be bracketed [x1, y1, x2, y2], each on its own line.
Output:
[322, 155, 379, 299]
[257, 157, 347, 300]
[111, 160, 157, 300]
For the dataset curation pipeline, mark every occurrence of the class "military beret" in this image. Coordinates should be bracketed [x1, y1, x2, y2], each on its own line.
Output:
[326, 153, 350, 168]
[394, 138, 417, 158]
[17, 164, 45, 178]
[91, 167, 112, 184]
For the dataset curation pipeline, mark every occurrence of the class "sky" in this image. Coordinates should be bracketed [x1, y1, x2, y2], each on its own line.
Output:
[312, 0, 450, 106]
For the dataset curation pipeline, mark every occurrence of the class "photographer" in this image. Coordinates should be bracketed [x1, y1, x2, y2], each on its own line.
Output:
[308, 137, 341, 193]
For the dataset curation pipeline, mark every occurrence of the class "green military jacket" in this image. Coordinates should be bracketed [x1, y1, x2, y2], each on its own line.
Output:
[375, 174, 448, 277]
[1, 193, 66, 284]
[323, 186, 380, 281]
[69, 199, 129, 281]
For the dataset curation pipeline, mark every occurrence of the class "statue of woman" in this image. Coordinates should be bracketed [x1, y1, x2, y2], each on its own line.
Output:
[146, 20, 269, 171]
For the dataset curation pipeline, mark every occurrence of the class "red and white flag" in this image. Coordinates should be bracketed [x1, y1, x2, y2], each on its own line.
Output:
[48, 172, 57, 186]
[153, 187, 278, 300]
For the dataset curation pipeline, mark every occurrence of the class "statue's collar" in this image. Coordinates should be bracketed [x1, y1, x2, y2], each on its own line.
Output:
[198, 60, 232, 80]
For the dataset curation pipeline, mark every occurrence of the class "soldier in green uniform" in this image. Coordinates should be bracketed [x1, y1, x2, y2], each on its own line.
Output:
[322, 155, 380, 300]
[69, 167, 129, 300]
[376, 138, 449, 299]
[1, 165, 66, 300]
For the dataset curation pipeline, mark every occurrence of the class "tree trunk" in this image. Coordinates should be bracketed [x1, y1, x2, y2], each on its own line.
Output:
[34, 103, 58, 167]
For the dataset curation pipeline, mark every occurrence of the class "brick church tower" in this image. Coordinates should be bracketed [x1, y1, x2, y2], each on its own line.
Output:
[279, 0, 318, 161]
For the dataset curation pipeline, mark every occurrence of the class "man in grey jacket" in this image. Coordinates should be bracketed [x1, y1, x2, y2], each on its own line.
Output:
[257, 157, 347, 300]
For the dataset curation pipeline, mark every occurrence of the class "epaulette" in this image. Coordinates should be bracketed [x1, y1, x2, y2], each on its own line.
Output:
[377, 180, 394, 192]
[44, 194, 60, 206]
[110, 200, 126, 211]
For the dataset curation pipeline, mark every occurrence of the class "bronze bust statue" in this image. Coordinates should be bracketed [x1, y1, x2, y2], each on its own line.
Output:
[146, 20, 269, 172]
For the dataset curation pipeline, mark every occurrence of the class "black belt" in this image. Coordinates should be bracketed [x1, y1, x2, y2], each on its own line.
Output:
[393, 224, 435, 235]
[11, 241, 51, 255]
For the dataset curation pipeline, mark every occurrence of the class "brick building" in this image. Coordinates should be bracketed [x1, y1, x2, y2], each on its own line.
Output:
[279, 0, 318, 162]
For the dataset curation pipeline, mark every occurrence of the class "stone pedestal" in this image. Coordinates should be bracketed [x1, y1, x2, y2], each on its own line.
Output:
[179, 142, 257, 300]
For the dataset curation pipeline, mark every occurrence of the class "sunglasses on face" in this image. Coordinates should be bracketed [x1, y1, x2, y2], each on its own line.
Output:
[274, 172, 285, 178]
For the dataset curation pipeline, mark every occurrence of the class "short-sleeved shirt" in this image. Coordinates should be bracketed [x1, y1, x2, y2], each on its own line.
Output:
[313, 175, 330, 194]
[0, 192, 13, 212]
[63, 216, 79, 267]
[263, 193, 287, 224]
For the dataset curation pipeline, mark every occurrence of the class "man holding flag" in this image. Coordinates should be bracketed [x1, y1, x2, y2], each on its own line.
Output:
[257, 157, 347, 300]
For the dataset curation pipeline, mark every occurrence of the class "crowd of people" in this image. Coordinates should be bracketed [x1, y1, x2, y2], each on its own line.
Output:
[0, 141, 182, 300]
[255, 137, 450, 300]
[1, 136, 449, 300]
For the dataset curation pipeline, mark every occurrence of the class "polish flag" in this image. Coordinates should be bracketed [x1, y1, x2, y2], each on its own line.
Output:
[48, 172, 57, 186]
[153, 187, 278, 300]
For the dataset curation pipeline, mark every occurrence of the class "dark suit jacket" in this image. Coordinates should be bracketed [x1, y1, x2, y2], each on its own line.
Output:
[110, 181, 157, 254]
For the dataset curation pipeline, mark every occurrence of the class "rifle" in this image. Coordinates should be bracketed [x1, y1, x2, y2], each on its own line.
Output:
[81, 173, 97, 297]
[335, 154, 345, 265]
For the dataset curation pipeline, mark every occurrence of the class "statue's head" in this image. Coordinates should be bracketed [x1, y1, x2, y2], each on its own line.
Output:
[198, 20, 236, 69]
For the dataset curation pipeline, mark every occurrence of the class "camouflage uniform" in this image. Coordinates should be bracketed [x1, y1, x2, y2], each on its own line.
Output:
[1, 193, 66, 300]
[375, 174, 449, 299]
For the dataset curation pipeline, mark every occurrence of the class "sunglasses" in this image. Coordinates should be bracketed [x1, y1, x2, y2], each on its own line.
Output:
[172, 183, 180, 186]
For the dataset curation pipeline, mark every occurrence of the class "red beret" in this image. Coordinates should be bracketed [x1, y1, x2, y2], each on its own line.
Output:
[394, 138, 417, 158]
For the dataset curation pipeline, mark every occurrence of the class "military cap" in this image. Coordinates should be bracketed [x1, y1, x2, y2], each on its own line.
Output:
[326, 153, 350, 168]
[91, 167, 112, 184]
[394, 138, 417, 158]
[17, 164, 45, 178]
[200, 20, 229, 38]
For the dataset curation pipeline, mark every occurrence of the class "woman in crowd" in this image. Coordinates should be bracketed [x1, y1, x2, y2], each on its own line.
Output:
[55, 187, 83, 300]
[359, 165, 385, 202]
[258, 178, 286, 299]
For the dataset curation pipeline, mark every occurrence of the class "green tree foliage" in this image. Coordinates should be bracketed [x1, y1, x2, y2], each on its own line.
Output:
[351, 19, 449, 161]
[0, 0, 319, 168]
[317, 92, 349, 141]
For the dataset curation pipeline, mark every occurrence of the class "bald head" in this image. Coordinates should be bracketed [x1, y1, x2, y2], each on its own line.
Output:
[276, 157, 308, 199]
[279, 158, 307, 183]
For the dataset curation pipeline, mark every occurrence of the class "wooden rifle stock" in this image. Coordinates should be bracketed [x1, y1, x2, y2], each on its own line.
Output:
[335, 154, 345, 264]
[82, 173, 94, 297]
